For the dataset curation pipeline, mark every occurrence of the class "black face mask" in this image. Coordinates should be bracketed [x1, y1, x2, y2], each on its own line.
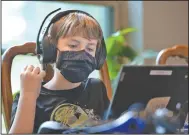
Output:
[56, 50, 97, 83]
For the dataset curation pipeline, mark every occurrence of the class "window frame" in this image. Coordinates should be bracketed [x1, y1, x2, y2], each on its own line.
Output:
[50, 1, 124, 31]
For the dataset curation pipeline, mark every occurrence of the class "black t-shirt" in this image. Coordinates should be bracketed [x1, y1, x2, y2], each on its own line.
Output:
[11, 78, 110, 133]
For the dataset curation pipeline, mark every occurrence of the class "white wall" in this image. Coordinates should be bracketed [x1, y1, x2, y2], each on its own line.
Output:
[143, 1, 188, 51]
[126, 1, 188, 64]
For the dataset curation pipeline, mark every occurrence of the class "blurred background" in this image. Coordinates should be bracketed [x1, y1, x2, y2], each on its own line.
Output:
[1, 1, 188, 133]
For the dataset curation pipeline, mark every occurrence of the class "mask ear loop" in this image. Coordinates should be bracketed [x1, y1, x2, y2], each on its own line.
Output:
[54, 48, 61, 66]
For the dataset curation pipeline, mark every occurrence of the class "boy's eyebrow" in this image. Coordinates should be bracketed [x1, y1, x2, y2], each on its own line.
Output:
[70, 39, 80, 44]
[71, 39, 97, 46]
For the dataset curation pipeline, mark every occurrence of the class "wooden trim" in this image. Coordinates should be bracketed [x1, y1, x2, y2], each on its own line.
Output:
[156, 45, 188, 65]
[2, 89, 11, 132]
[1, 42, 38, 131]
[64, 1, 119, 7]
[100, 61, 112, 101]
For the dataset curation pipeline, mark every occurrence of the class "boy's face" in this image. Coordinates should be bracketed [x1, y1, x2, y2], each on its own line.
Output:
[57, 36, 98, 57]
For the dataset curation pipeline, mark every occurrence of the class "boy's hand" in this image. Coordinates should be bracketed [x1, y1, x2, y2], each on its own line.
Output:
[20, 65, 46, 100]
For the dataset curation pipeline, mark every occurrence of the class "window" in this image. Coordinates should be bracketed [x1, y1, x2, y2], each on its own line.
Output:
[2, 1, 115, 133]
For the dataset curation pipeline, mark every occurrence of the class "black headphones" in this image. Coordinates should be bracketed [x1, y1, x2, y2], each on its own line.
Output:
[36, 8, 107, 70]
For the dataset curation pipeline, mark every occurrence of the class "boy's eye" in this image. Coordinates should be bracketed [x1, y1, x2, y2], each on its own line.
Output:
[68, 44, 78, 48]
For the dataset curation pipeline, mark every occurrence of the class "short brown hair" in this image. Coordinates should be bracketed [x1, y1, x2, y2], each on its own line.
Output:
[49, 12, 103, 46]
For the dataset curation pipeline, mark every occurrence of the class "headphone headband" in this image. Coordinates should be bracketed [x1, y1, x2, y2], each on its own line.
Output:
[36, 8, 61, 54]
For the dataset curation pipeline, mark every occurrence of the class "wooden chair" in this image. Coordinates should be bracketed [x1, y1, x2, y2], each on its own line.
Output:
[1, 42, 112, 132]
[156, 45, 188, 65]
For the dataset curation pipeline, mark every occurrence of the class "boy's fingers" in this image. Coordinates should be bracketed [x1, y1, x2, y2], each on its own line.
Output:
[33, 67, 40, 74]
[39, 70, 46, 78]
[27, 65, 34, 72]
[24, 65, 28, 71]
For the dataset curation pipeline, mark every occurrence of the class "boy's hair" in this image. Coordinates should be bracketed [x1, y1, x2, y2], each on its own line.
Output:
[49, 12, 103, 47]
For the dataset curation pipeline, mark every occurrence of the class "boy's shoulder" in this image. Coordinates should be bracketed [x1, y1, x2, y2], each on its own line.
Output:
[87, 78, 105, 88]
[86, 78, 107, 93]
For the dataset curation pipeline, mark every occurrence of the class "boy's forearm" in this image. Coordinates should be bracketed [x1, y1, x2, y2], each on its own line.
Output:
[9, 96, 37, 134]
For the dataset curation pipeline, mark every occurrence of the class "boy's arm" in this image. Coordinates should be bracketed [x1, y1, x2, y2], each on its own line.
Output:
[9, 65, 46, 134]
[9, 95, 37, 134]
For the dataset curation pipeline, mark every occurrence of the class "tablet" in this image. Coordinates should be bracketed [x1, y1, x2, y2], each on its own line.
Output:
[108, 65, 188, 120]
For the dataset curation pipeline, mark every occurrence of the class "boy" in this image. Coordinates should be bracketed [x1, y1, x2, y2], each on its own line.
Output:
[9, 11, 110, 133]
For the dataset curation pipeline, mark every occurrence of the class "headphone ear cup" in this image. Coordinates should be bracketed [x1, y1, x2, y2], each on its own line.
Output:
[41, 35, 57, 64]
[95, 38, 107, 70]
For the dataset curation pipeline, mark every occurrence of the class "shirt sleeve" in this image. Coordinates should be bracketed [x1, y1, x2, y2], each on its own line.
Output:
[10, 93, 20, 127]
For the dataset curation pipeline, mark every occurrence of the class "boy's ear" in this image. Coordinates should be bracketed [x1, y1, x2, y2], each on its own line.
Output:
[40, 34, 57, 64]
[95, 38, 107, 70]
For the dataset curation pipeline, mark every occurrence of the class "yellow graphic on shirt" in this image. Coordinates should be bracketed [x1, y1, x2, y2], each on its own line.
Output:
[50, 103, 89, 127]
